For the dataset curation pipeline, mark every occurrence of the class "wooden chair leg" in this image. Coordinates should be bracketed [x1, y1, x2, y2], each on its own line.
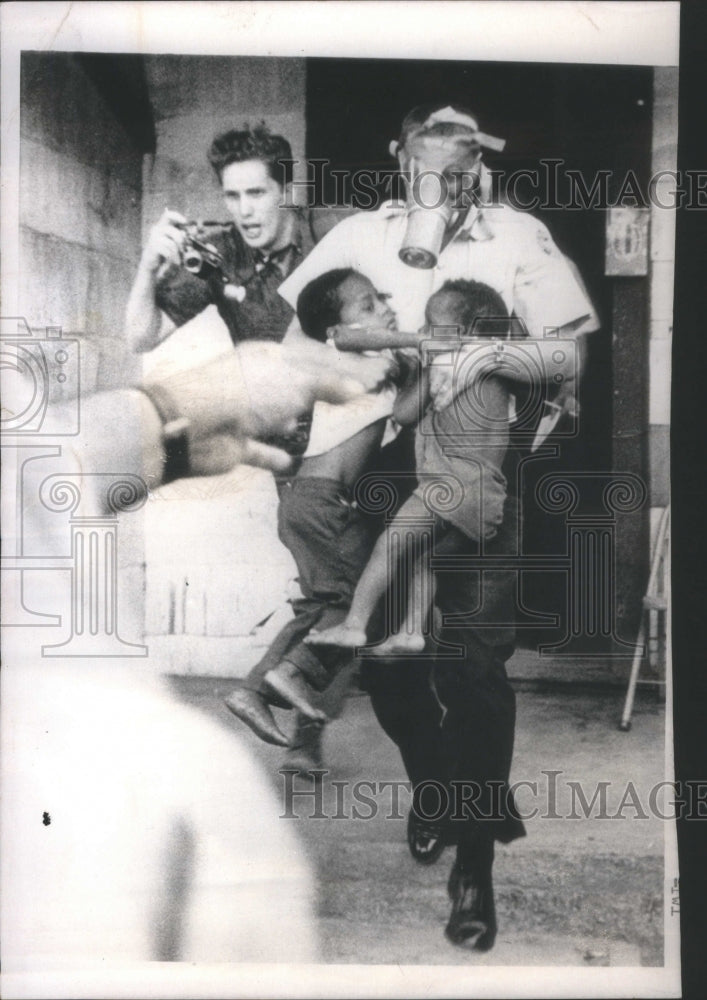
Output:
[619, 620, 646, 731]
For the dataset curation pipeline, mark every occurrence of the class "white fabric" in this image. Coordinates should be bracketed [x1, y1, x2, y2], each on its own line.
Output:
[279, 202, 599, 341]
[303, 341, 396, 457]
[304, 387, 396, 457]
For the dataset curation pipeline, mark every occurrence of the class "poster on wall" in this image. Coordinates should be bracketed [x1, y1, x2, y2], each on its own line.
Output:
[1, 3, 688, 999]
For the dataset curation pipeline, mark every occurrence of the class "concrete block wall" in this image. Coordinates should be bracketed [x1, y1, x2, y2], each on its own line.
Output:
[141, 56, 307, 232]
[16, 54, 149, 654]
[19, 53, 143, 394]
[143, 466, 299, 676]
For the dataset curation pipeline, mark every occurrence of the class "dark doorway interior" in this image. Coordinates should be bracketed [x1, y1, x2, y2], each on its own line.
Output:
[306, 58, 652, 649]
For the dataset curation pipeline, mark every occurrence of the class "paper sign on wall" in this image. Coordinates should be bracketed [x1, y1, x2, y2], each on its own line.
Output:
[605, 207, 650, 276]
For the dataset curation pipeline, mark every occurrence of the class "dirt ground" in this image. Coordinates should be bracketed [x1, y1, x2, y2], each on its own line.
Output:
[169, 675, 671, 968]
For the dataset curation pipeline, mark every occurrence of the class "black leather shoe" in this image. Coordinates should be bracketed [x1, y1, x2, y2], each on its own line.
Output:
[407, 809, 447, 865]
[445, 854, 497, 951]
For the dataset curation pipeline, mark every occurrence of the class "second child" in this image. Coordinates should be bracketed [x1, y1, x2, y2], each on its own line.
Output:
[307, 279, 514, 655]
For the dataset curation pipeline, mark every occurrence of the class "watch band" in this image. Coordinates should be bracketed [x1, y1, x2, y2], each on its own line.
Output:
[138, 383, 191, 485]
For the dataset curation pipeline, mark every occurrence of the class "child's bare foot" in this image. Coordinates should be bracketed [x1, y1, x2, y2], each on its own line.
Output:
[305, 624, 367, 648]
[263, 663, 327, 721]
[369, 632, 427, 656]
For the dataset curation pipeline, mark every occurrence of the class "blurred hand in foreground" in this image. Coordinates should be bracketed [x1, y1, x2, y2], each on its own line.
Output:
[147, 339, 393, 478]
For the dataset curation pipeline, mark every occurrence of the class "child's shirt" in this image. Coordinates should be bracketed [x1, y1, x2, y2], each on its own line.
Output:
[417, 373, 510, 468]
[413, 374, 511, 542]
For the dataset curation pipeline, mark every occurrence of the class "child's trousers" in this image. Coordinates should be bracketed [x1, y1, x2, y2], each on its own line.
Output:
[243, 477, 375, 694]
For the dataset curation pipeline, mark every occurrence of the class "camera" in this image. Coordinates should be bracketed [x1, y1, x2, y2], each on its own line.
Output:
[0, 317, 80, 436]
[179, 222, 232, 283]
[177, 223, 247, 303]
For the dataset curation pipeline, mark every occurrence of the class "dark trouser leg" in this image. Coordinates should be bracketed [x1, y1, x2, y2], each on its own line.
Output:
[431, 547, 521, 948]
[432, 499, 525, 847]
[361, 658, 448, 819]
[361, 497, 525, 845]
[433, 636, 525, 846]
[362, 639, 524, 843]
[243, 478, 375, 696]
[227, 479, 375, 744]
[433, 505, 524, 948]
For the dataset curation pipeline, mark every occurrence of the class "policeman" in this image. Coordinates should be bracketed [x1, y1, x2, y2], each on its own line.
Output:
[268, 101, 599, 950]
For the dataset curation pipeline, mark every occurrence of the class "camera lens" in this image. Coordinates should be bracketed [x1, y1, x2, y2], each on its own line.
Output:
[183, 247, 204, 274]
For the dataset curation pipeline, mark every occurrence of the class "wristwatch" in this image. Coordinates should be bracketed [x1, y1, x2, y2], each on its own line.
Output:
[138, 383, 191, 485]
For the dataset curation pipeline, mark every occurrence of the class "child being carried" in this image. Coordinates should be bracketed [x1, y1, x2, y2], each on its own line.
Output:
[307, 279, 514, 656]
[224, 267, 408, 744]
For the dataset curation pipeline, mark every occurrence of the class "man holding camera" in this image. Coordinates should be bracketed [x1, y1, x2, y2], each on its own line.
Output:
[126, 123, 351, 353]
[126, 123, 355, 770]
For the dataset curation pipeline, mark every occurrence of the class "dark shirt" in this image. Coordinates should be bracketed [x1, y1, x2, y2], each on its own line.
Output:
[155, 207, 354, 345]
[154, 206, 355, 462]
